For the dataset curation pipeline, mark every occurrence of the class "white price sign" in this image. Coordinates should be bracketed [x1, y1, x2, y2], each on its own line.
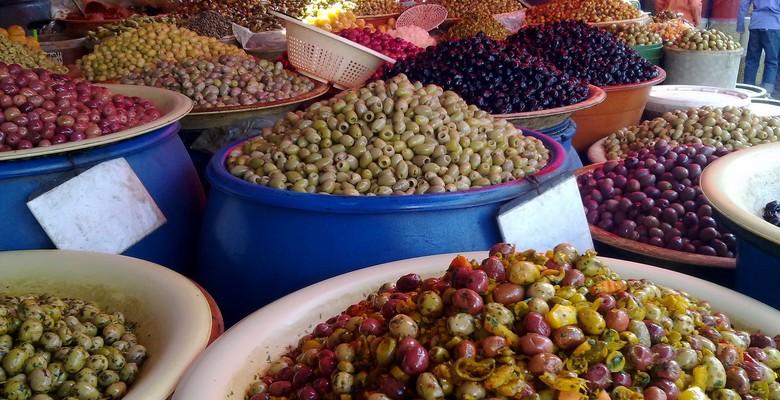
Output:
[27, 158, 166, 254]
[497, 173, 594, 253]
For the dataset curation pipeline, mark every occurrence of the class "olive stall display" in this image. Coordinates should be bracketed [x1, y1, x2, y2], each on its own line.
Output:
[173, 0, 284, 32]
[183, 11, 233, 39]
[85, 15, 178, 48]
[525, 0, 641, 24]
[77, 23, 246, 82]
[507, 22, 659, 87]
[354, 0, 401, 16]
[669, 28, 740, 51]
[446, 11, 511, 41]
[384, 34, 590, 114]
[604, 24, 663, 46]
[579, 142, 737, 258]
[0, 294, 148, 400]
[0, 36, 67, 74]
[226, 74, 550, 195]
[121, 55, 316, 109]
[435, 0, 526, 18]
[648, 20, 692, 45]
[244, 243, 780, 400]
[0, 63, 162, 152]
[601, 107, 780, 160]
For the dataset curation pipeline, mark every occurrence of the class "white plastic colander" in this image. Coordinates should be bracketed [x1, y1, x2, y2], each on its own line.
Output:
[396, 4, 448, 31]
[271, 11, 396, 90]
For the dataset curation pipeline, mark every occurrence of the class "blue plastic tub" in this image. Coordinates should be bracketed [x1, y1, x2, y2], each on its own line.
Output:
[701, 142, 780, 308]
[0, 122, 205, 274]
[197, 131, 567, 325]
[537, 118, 582, 169]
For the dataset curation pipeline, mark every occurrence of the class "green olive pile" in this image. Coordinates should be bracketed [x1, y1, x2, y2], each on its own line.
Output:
[670, 29, 740, 51]
[602, 106, 780, 160]
[247, 243, 780, 400]
[354, 0, 401, 16]
[226, 74, 550, 195]
[85, 15, 177, 47]
[605, 24, 663, 46]
[121, 55, 316, 109]
[447, 12, 510, 40]
[437, 0, 525, 18]
[0, 295, 147, 400]
[78, 23, 246, 82]
[0, 36, 67, 74]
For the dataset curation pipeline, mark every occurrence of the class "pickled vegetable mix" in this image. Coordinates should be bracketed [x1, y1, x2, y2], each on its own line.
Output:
[0, 295, 147, 400]
[247, 244, 780, 400]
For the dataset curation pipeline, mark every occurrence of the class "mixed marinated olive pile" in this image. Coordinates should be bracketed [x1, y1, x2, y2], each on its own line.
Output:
[226, 74, 550, 195]
[0, 295, 147, 400]
[525, 0, 641, 24]
[246, 243, 780, 400]
[601, 107, 780, 160]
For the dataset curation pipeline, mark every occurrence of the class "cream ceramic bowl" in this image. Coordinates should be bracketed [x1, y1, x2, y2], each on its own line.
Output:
[0, 250, 213, 400]
[173, 252, 780, 400]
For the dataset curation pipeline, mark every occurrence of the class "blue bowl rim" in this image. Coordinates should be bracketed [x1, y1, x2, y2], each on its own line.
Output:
[206, 129, 568, 214]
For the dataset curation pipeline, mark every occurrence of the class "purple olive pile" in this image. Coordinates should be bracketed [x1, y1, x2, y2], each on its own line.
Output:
[507, 21, 659, 87]
[246, 242, 780, 400]
[579, 141, 737, 258]
[384, 34, 590, 114]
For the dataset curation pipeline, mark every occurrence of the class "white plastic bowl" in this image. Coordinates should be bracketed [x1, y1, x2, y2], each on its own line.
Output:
[173, 252, 780, 400]
[0, 250, 213, 400]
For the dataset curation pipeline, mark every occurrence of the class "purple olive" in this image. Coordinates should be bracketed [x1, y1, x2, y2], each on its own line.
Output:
[561, 269, 585, 287]
[519, 333, 553, 356]
[269, 381, 293, 396]
[396, 273, 422, 292]
[585, 363, 612, 390]
[644, 320, 666, 344]
[528, 353, 563, 375]
[464, 270, 489, 295]
[650, 379, 679, 400]
[651, 344, 676, 363]
[378, 375, 408, 400]
[613, 371, 632, 387]
[455, 339, 477, 359]
[627, 344, 654, 371]
[401, 345, 429, 375]
[652, 360, 681, 381]
[480, 256, 506, 282]
[481, 336, 507, 358]
[493, 283, 524, 304]
[523, 312, 551, 337]
[750, 333, 776, 349]
[452, 288, 483, 314]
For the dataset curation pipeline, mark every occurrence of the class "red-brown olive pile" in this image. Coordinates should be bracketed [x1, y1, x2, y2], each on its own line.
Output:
[384, 34, 590, 114]
[578, 142, 736, 257]
[507, 21, 659, 87]
[245, 243, 780, 400]
[0, 63, 161, 152]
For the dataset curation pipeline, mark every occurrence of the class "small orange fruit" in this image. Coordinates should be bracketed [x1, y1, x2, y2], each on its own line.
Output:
[7, 25, 25, 37]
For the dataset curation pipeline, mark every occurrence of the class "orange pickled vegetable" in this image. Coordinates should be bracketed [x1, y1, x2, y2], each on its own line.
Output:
[589, 279, 627, 295]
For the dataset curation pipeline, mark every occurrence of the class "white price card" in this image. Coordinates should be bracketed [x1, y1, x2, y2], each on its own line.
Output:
[27, 158, 166, 254]
[497, 173, 593, 253]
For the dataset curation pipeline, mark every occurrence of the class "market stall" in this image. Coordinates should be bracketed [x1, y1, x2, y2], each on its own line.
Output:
[0, 0, 779, 399]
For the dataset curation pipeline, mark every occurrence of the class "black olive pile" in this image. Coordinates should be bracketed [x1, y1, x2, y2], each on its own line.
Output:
[507, 21, 659, 87]
[383, 33, 590, 114]
[764, 200, 780, 227]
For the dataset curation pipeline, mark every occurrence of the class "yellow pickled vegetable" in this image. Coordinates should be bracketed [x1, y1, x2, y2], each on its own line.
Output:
[546, 304, 578, 329]
[680, 387, 710, 400]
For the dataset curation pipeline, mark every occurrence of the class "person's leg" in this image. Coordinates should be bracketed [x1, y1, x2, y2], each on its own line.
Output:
[744, 29, 764, 85]
[760, 30, 780, 95]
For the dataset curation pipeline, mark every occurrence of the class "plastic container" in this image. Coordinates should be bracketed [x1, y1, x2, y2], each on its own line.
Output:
[633, 43, 664, 65]
[643, 85, 750, 119]
[0, 0, 50, 29]
[1, 249, 213, 400]
[271, 11, 395, 89]
[39, 34, 87, 65]
[0, 123, 205, 274]
[537, 118, 582, 168]
[196, 131, 567, 325]
[663, 46, 742, 88]
[748, 98, 780, 117]
[571, 66, 666, 152]
[701, 142, 780, 308]
[396, 4, 447, 30]
[735, 83, 768, 98]
[174, 251, 780, 400]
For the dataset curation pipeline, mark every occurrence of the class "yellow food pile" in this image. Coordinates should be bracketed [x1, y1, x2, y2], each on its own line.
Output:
[526, 0, 642, 24]
[77, 23, 246, 82]
[0, 25, 39, 49]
